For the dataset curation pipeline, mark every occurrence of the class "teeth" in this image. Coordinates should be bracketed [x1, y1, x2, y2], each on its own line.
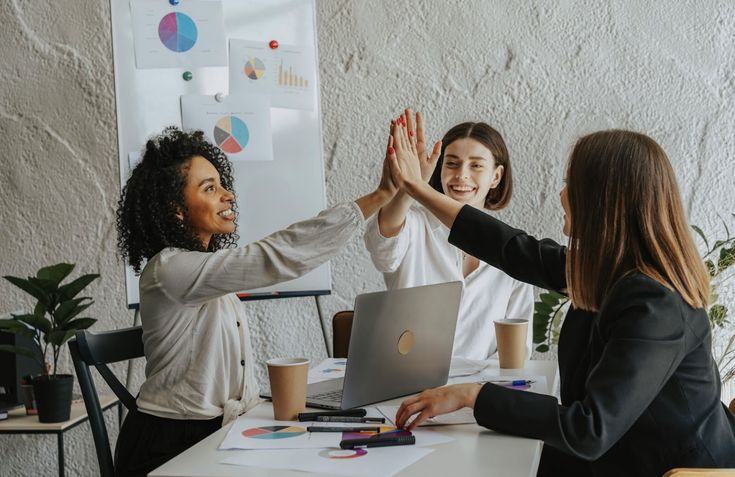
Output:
[451, 186, 474, 192]
[218, 209, 233, 217]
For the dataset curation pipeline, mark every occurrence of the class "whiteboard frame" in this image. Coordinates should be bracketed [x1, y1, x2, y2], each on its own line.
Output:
[109, 0, 330, 307]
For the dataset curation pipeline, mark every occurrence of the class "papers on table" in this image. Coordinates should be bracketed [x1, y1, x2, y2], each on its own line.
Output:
[450, 374, 549, 395]
[219, 413, 454, 450]
[377, 405, 477, 426]
[449, 356, 493, 377]
[221, 445, 434, 477]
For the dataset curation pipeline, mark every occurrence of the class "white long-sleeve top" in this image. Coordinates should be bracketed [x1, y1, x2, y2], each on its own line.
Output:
[136, 202, 364, 425]
[364, 204, 534, 360]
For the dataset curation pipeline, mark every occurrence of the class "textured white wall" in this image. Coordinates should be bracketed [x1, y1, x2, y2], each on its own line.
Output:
[1, 0, 734, 475]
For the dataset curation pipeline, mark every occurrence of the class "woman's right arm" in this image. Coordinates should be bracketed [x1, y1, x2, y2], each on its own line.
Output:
[389, 115, 566, 291]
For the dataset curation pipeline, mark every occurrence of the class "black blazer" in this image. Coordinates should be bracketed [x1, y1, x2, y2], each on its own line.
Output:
[449, 205, 735, 477]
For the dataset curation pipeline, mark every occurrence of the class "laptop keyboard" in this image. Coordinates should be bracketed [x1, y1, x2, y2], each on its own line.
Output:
[310, 389, 343, 402]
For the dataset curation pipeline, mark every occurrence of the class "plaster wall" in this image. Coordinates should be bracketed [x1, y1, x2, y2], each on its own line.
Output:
[1, 1, 734, 475]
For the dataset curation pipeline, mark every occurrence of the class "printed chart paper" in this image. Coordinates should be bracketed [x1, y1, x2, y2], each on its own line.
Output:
[221, 445, 434, 477]
[181, 94, 273, 162]
[220, 417, 334, 450]
[130, 0, 227, 68]
[308, 357, 347, 384]
[229, 39, 316, 110]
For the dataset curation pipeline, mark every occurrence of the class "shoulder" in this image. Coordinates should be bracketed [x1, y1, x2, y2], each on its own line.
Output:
[599, 272, 690, 338]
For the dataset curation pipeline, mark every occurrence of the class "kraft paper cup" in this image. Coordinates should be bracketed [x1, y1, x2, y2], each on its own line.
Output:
[266, 358, 310, 421]
[494, 319, 528, 369]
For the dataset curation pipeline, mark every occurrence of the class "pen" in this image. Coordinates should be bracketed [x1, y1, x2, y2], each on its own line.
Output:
[340, 434, 416, 449]
[298, 409, 366, 421]
[487, 379, 535, 386]
[315, 416, 386, 423]
[307, 426, 380, 433]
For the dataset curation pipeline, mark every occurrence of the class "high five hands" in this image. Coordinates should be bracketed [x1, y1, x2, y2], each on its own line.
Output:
[388, 109, 442, 194]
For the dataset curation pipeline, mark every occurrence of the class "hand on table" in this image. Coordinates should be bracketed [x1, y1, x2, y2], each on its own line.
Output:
[395, 383, 482, 431]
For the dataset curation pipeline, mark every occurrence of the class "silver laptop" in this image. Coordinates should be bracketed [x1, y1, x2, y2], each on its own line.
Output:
[262, 281, 463, 410]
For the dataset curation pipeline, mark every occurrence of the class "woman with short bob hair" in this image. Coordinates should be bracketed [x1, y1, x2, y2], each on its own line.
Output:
[388, 124, 735, 476]
[364, 111, 533, 360]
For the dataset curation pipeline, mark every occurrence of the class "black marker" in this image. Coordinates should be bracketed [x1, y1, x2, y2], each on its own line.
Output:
[315, 416, 385, 423]
[340, 434, 416, 449]
[297, 409, 366, 421]
[307, 426, 380, 433]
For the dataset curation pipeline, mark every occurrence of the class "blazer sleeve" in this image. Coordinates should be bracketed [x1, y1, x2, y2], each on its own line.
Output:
[448, 204, 567, 292]
[472, 276, 687, 460]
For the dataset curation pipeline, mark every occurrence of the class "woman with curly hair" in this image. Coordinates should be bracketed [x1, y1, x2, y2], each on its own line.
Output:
[114, 126, 396, 476]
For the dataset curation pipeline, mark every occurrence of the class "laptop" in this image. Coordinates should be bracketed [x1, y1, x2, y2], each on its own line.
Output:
[262, 281, 463, 410]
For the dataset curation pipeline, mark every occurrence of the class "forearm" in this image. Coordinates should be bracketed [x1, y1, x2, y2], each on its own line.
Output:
[377, 192, 413, 237]
[405, 181, 464, 230]
[354, 189, 394, 220]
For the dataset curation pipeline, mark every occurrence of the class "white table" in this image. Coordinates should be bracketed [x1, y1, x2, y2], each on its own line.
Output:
[150, 359, 558, 477]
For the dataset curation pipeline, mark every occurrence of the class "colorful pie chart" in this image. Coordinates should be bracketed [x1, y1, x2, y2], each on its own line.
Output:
[319, 448, 368, 460]
[244, 57, 266, 80]
[214, 115, 249, 154]
[242, 425, 306, 439]
[158, 12, 198, 52]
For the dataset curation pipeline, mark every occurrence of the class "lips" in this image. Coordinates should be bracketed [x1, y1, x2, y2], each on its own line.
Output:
[217, 209, 234, 219]
[449, 185, 476, 193]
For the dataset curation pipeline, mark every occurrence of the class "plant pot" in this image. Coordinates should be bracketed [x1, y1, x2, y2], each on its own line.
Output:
[32, 374, 74, 423]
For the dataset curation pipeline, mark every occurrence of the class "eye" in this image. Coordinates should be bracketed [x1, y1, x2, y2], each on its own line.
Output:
[205, 185, 215, 192]
[445, 161, 458, 168]
[472, 163, 484, 169]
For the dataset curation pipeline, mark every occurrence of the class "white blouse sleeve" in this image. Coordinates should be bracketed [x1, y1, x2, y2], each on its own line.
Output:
[155, 202, 365, 304]
[363, 209, 416, 273]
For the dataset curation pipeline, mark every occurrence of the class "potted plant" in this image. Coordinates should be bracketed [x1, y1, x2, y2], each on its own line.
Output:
[0, 263, 99, 422]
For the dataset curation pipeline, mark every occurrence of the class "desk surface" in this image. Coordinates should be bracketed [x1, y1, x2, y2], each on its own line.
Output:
[0, 395, 118, 432]
[150, 359, 558, 477]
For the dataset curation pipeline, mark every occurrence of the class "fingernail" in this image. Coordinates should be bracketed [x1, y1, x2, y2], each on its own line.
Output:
[408, 131, 414, 136]
[388, 146, 395, 154]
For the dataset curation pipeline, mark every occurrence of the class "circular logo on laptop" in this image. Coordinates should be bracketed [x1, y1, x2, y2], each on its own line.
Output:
[397, 330, 415, 355]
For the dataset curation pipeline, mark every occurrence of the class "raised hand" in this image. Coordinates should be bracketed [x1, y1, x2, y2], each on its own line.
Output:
[395, 383, 481, 431]
[405, 109, 442, 182]
[388, 113, 423, 192]
[377, 132, 398, 198]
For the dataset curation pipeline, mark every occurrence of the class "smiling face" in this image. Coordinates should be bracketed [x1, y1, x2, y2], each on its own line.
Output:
[180, 155, 236, 248]
[440, 138, 504, 208]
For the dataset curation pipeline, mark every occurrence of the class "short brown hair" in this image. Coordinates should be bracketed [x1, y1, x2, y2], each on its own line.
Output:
[428, 122, 512, 210]
[566, 130, 709, 311]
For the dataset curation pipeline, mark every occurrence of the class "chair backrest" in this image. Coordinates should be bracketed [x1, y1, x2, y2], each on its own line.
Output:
[730, 398, 735, 415]
[332, 310, 354, 359]
[68, 326, 144, 477]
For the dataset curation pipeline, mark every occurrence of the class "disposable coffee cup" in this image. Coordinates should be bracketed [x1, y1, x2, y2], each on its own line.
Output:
[494, 319, 528, 369]
[266, 358, 310, 421]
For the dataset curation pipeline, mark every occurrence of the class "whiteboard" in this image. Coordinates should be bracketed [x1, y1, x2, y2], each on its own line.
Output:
[110, 0, 329, 307]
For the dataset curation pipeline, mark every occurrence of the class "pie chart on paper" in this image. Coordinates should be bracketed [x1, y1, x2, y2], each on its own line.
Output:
[242, 426, 306, 439]
[214, 115, 250, 154]
[158, 12, 198, 52]
[244, 57, 266, 80]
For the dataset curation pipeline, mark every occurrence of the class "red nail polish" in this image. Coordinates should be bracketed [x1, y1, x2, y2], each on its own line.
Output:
[388, 146, 395, 155]
[408, 131, 414, 136]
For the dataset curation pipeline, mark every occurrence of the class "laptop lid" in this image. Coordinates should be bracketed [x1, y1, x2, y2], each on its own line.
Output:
[339, 281, 463, 409]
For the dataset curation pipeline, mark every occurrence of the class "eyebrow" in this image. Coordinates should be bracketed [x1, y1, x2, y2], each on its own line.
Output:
[198, 177, 216, 187]
[444, 154, 489, 161]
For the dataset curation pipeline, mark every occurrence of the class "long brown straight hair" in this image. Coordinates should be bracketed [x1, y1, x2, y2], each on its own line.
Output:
[566, 130, 709, 311]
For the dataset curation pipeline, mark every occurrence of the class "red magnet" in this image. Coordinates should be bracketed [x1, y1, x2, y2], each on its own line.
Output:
[269, 40, 279, 49]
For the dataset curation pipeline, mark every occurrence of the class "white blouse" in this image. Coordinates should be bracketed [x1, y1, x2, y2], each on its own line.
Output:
[364, 204, 534, 360]
[136, 202, 364, 424]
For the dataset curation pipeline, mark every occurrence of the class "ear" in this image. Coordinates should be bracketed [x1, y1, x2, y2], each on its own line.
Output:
[490, 165, 504, 189]
[175, 208, 184, 221]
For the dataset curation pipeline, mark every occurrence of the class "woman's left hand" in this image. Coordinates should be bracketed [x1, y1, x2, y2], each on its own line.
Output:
[395, 383, 482, 431]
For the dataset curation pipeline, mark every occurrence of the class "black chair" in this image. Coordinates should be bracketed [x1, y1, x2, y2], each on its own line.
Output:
[68, 326, 144, 477]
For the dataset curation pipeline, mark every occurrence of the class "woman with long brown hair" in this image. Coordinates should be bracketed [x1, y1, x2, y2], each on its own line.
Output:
[388, 123, 735, 476]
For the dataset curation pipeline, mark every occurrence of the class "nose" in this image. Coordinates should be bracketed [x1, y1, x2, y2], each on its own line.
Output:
[222, 188, 234, 202]
[455, 164, 470, 179]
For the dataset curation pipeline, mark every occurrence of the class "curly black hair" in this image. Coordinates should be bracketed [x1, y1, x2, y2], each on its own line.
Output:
[116, 127, 239, 273]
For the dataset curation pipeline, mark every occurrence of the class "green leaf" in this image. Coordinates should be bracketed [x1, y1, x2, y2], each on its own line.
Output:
[3, 275, 50, 307]
[0, 344, 36, 359]
[57, 274, 99, 301]
[53, 298, 92, 325]
[27, 276, 58, 294]
[61, 317, 96, 331]
[714, 240, 727, 250]
[691, 225, 709, 250]
[0, 319, 35, 337]
[718, 246, 735, 272]
[709, 304, 728, 329]
[535, 344, 549, 353]
[45, 329, 76, 347]
[534, 302, 553, 316]
[33, 301, 47, 317]
[13, 314, 52, 334]
[705, 260, 716, 277]
[37, 263, 75, 286]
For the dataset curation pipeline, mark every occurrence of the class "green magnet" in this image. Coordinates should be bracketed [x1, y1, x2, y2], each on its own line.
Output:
[182, 71, 193, 81]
